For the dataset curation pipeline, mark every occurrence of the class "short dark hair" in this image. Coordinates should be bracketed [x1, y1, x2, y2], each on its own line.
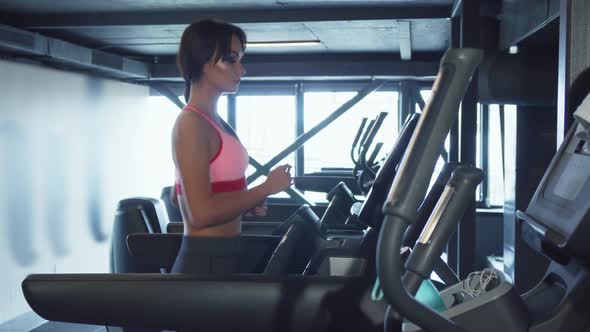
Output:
[177, 19, 246, 102]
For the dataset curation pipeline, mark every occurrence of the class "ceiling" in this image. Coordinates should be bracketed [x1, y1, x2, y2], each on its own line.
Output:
[18, 20, 448, 57]
[0, 0, 454, 81]
[0, 0, 453, 14]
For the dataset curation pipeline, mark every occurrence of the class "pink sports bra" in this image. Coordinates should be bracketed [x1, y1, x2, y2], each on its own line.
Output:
[176, 105, 249, 194]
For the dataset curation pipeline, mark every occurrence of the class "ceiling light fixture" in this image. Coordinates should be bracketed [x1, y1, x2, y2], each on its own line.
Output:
[247, 40, 321, 48]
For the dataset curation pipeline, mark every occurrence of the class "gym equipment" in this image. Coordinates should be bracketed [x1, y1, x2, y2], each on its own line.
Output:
[378, 53, 590, 332]
[22, 48, 482, 331]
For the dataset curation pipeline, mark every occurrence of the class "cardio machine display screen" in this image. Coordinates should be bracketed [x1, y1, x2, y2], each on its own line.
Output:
[541, 125, 590, 238]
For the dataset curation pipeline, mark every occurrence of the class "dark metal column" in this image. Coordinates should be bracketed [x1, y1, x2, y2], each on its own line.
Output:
[295, 82, 305, 177]
[414, 85, 425, 111]
[446, 12, 462, 274]
[480, 104, 489, 206]
[227, 94, 237, 129]
[503, 105, 554, 294]
[455, 0, 479, 279]
[448, 12, 462, 164]
[398, 80, 416, 129]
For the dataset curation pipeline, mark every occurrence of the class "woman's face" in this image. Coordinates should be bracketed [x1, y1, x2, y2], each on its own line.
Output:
[204, 34, 246, 94]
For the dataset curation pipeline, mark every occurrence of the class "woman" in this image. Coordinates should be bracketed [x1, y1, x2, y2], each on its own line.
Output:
[171, 19, 292, 274]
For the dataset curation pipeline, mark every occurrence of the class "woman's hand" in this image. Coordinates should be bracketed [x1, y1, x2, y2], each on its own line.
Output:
[263, 164, 293, 195]
[245, 202, 268, 217]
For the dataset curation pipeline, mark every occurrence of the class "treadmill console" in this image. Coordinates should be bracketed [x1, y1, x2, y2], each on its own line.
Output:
[519, 123, 590, 263]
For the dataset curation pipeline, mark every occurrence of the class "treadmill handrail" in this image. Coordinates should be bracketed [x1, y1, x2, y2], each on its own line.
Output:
[22, 273, 364, 331]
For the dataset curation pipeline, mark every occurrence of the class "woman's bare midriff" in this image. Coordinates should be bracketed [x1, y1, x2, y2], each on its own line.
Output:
[178, 195, 241, 237]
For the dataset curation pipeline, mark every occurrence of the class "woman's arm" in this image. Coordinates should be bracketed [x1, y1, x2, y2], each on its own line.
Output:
[173, 113, 290, 229]
[169, 185, 179, 207]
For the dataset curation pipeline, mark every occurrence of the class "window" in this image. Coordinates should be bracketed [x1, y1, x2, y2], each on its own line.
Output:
[486, 105, 505, 206]
[303, 91, 399, 173]
[419, 89, 433, 110]
[236, 95, 296, 197]
[419, 90, 504, 207]
[141, 96, 184, 197]
[476, 104, 505, 207]
[420, 90, 450, 192]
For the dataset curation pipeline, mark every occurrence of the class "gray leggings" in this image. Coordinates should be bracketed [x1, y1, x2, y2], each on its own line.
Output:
[170, 235, 241, 274]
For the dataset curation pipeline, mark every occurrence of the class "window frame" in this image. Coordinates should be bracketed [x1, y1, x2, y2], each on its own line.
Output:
[208, 80, 506, 207]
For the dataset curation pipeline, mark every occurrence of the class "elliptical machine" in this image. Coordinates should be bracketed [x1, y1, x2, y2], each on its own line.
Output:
[376, 65, 590, 331]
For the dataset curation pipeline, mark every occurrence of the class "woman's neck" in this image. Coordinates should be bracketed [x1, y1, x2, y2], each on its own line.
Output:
[187, 81, 220, 115]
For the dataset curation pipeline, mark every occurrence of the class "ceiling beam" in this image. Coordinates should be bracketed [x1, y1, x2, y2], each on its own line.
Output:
[398, 21, 412, 60]
[0, 24, 149, 79]
[499, 0, 559, 50]
[1, 6, 452, 29]
[150, 54, 439, 81]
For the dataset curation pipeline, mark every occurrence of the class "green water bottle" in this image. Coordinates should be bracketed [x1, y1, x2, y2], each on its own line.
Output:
[414, 279, 446, 312]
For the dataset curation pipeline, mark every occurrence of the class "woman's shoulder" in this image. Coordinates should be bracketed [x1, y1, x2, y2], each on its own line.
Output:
[173, 110, 218, 146]
[174, 110, 216, 134]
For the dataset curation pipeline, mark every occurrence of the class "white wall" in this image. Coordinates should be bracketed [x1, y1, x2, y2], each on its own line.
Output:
[0, 58, 179, 325]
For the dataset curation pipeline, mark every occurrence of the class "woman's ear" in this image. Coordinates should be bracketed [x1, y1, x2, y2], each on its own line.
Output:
[202, 55, 220, 75]
[202, 61, 212, 75]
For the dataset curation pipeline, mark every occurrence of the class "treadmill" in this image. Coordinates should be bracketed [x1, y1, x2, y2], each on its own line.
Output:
[22, 48, 483, 332]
